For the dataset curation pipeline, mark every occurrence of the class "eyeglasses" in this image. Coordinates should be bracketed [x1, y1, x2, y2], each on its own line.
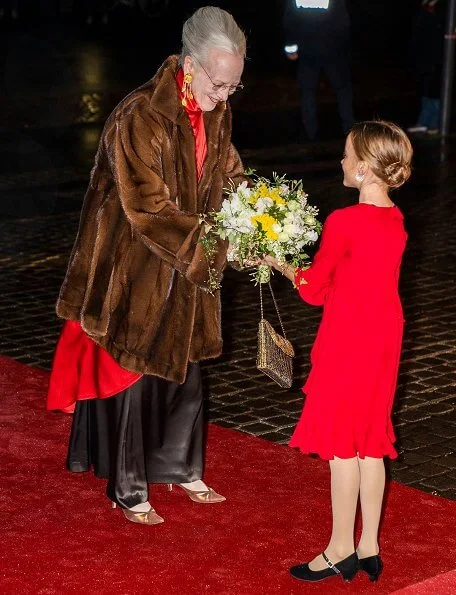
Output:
[194, 58, 244, 96]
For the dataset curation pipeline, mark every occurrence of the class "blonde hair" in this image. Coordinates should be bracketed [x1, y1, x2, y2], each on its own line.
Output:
[180, 6, 246, 65]
[350, 120, 413, 189]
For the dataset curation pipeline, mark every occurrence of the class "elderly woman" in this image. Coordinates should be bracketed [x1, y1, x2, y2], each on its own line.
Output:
[47, 6, 246, 525]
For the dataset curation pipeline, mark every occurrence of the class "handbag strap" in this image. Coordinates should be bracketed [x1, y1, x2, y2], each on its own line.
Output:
[259, 281, 287, 339]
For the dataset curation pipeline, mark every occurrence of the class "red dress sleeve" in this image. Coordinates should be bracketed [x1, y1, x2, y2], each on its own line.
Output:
[294, 211, 348, 306]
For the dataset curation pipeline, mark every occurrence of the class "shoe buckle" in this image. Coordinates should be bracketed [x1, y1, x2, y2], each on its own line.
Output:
[322, 552, 341, 575]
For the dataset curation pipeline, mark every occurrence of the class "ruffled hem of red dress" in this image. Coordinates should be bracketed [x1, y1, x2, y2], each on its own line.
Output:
[288, 437, 398, 461]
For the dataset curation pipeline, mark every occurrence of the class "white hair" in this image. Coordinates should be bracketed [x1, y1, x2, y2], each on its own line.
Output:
[180, 6, 246, 65]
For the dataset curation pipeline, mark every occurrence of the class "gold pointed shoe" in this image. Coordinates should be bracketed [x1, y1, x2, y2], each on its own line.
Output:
[168, 483, 226, 503]
[112, 502, 164, 525]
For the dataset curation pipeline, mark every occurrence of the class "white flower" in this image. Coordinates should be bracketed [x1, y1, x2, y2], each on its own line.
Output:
[283, 212, 297, 225]
[236, 180, 250, 195]
[219, 198, 235, 219]
[304, 214, 316, 226]
[255, 197, 274, 213]
[283, 223, 297, 236]
[234, 216, 255, 233]
[298, 191, 308, 206]
[272, 223, 282, 234]
[287, 200, 300, 212]
[305, 230, 318, 242]
[230, 195, 245, 214]
[278, 231, 291, 242]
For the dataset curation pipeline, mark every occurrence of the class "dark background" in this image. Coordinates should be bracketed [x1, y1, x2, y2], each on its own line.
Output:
[0, 0, 449, 214]
[0, 1, 424, 59]
[0, 1, 431, 136]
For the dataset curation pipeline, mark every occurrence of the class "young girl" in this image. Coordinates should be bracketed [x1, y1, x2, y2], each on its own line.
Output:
[266, 120, 413, 583]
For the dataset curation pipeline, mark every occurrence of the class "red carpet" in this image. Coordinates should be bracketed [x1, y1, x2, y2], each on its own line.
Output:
[1, 354, 456, 594]
[390, 569, 456, 594]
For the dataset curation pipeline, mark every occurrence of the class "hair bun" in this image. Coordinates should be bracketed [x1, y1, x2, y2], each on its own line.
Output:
[384, 162, 411, 189]
[350, 120, 413, 190]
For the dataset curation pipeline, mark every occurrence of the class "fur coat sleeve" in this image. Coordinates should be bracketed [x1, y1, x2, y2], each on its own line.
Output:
[111, 107, 231, 288]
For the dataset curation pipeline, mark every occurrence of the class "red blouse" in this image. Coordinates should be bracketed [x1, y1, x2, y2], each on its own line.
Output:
[46, 69, 207, 412]
[176, 68, 207, 178]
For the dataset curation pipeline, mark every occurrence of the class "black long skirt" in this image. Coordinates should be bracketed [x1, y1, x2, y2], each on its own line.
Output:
[66, 363, 204, 508]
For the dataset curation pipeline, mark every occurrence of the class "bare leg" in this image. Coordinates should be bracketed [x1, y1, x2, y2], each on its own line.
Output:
[357, 456, 385, 558]
[309, 456, 360, 570]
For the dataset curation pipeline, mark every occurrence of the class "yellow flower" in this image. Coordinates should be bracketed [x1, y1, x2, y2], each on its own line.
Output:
[251, 214, 279, 240]
[253, 183, 286, 206]
[256, 183, 270, 198]
[269, 189, 286, 206]
[266, 229, 279, 240]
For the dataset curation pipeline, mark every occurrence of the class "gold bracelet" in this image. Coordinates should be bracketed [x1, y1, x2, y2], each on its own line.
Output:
[280, 262, 291, 276]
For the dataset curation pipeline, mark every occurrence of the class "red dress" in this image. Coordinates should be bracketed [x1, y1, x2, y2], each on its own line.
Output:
[46, 68, 207, 413]
[290, 204, 407, 460]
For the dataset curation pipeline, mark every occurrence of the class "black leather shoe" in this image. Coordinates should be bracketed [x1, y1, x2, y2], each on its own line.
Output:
[358, 554, 383, 582]
[290, 551, 358, 582]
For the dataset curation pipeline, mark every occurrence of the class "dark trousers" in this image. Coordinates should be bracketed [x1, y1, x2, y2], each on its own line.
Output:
[67, 363, 204, 509]
[82, 0, 109, 16]
[0, 0, 19, 11]
[416, 96, 440, 130]
[298, 55, 355, 140]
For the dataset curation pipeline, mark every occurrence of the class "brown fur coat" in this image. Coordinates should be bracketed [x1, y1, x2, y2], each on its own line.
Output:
[56, 55, 245, 383]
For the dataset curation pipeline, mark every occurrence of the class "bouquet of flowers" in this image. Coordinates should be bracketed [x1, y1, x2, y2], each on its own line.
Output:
[201, 171, 322, 289]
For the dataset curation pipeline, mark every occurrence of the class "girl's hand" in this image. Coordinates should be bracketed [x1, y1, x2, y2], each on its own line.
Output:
[263, 255, 297, 283]
[263, 255, 280, 270]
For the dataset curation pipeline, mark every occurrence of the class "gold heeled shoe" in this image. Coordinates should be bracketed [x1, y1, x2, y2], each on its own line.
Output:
[167, 483, 226, 503]
[111, 502, 164, 525]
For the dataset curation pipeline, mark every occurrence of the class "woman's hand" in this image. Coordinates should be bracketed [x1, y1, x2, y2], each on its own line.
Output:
[243, 257, 262, 268]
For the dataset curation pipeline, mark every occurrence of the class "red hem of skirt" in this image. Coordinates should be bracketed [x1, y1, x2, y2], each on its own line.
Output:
[288, 442, 398, 461]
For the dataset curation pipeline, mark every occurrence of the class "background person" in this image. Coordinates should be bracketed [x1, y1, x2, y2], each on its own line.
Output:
[283, 0, 355, 140]
[265, 120, 413, 583]
[0, 0, 19, 20]
[407, 0, 447, 135]
[82, 0, 110, 25]
[47, 6, 247, 525]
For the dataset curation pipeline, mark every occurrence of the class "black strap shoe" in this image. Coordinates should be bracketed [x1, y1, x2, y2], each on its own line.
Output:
[358, 554, 383, 582]
[290, 551, 359, 582]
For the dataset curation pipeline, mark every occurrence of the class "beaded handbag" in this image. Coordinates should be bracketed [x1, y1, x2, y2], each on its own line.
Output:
[257, 282, 295, 389]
